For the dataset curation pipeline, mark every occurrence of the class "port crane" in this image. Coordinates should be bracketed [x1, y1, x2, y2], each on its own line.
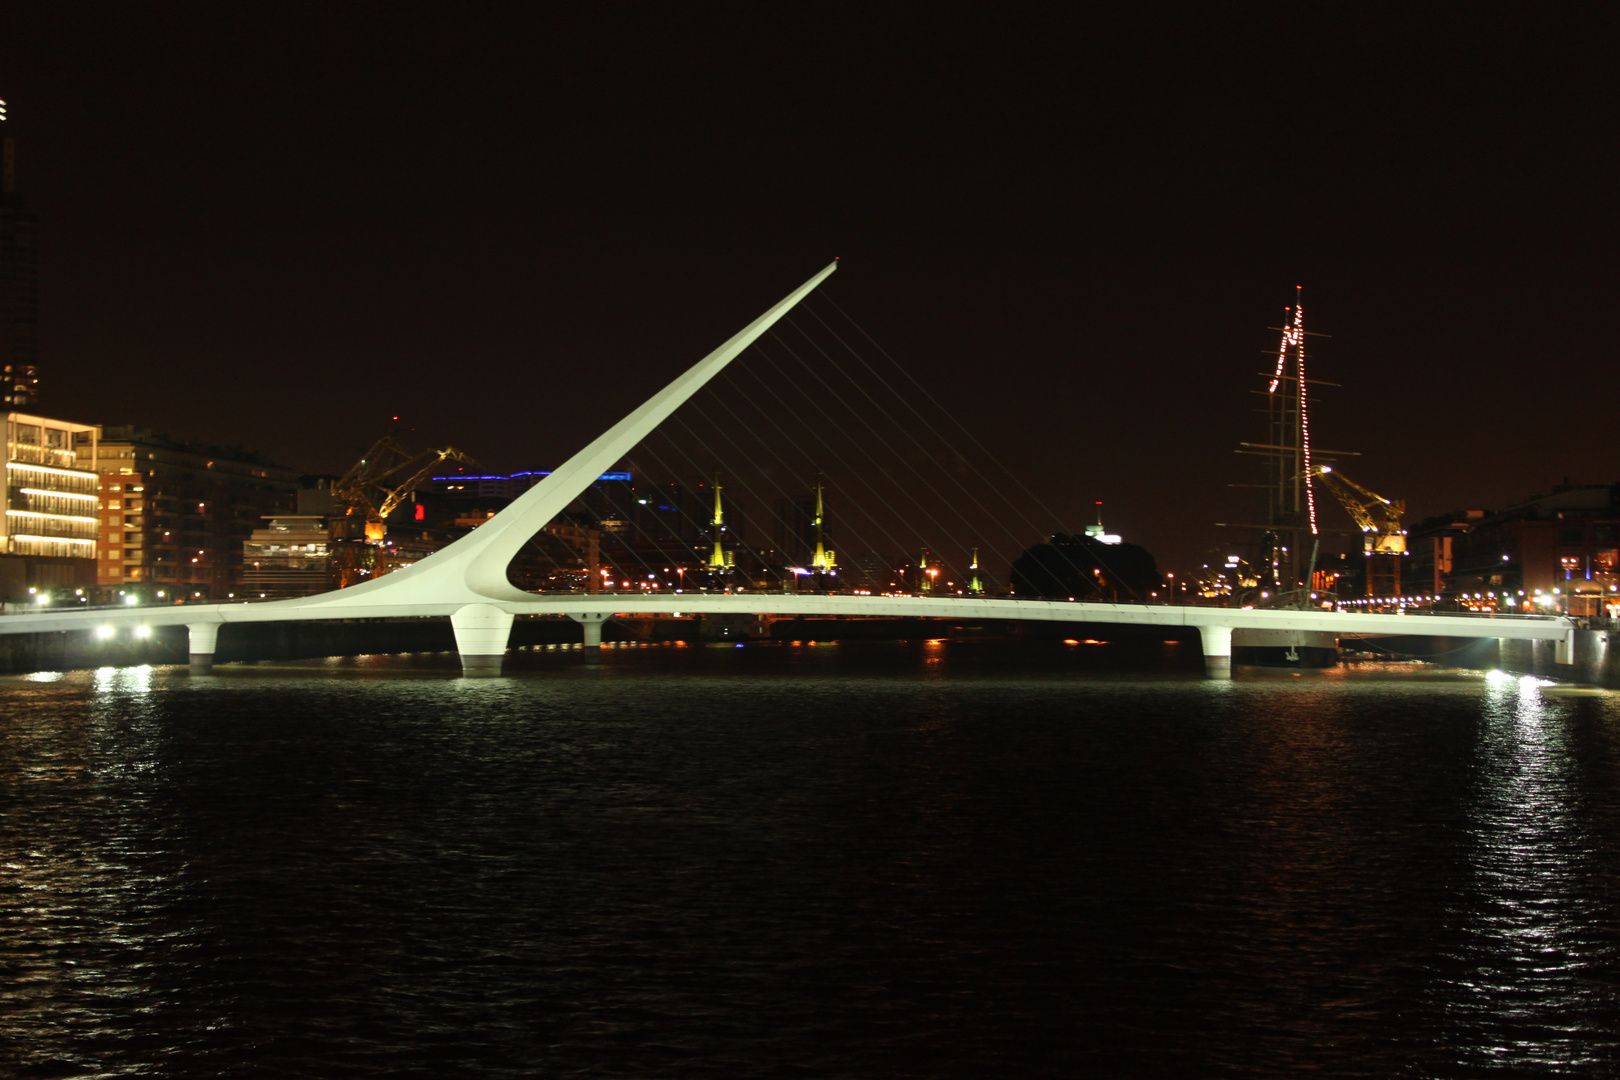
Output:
[1313, 465, 1406, 596]
[329, 436, 474, 587]
[333, 436, 474, 542]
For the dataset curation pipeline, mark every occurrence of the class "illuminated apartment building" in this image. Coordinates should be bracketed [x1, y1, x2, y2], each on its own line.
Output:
[86, 428, 299, 599]
[1, 412, 98, 600]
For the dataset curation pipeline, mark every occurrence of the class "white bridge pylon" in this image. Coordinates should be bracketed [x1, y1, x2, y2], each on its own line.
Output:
[0, 261, 1576, 676]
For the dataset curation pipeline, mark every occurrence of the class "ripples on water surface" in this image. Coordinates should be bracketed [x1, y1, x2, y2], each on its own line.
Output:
[3, 641, 1619, 1078]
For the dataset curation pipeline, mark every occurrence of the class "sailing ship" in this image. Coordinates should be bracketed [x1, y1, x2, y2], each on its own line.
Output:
[1226, 290, 1342, 666]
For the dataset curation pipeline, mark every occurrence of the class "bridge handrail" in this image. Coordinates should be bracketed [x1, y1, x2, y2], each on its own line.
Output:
[1387, 609, 1566, 622]
[0, 591, 1575, 628]
[0, 597, 285, 617]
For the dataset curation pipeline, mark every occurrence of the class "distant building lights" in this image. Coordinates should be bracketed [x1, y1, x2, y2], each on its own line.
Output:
[95, 626, 115, 639]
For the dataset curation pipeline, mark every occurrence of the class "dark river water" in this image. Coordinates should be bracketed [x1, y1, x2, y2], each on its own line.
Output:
[3, 640, 1619, 1078]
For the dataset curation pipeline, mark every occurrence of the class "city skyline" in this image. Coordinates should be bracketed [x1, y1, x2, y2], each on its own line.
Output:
[0, 6, 1613, 573]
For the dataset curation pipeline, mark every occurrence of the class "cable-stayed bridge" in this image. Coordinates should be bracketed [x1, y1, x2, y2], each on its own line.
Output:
[0, 262, 1574, 677]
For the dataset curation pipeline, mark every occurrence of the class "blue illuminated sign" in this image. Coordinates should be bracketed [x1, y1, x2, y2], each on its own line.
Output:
[432, 470, 634, 483]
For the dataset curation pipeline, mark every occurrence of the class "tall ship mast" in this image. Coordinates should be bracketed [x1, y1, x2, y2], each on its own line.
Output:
[1233, 289, 1344, 601]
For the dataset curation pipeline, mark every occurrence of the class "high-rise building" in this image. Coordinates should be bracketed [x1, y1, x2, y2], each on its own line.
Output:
[85, 428, 299, 599]
[433, 468, 703, 568]
[842, 550, 888, 593]
[774, 493, 815, 566]
[0, 97, 41, 408]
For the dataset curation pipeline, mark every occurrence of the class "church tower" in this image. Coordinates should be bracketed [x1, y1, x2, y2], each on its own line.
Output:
[706, 474, 733, 571]
[810, 474, 836, 571]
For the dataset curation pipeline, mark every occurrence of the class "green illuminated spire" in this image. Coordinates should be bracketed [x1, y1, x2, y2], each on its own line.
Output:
[968, 546, 983, 594]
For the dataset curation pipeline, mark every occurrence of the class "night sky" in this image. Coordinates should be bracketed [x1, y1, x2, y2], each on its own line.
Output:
[2, 4, 1614, 575]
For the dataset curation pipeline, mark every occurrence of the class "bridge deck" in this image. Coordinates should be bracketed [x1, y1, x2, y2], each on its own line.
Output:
[0, 593, 1574, 643]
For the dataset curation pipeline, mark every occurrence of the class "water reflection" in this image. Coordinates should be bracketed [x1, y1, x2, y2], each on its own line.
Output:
[3, 652, 1619, 1076]
[0, 671, 172, 1073]
[93, 664, 155, 695]
[1445, 671, 1610, 1071]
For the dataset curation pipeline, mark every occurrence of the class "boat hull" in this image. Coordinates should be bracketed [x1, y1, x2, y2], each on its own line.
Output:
[1232, 628, 1339, 668]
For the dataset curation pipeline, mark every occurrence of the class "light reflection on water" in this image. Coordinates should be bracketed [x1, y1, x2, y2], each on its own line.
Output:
[1, 648, 1618, 1078]
[1437, 671, 1620, 1072]
[94, 663, 155, 695]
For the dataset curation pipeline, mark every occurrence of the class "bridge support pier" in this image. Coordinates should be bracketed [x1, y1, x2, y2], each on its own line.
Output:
[187, 623, 218, 675]
[1196, 624, 1233, 679]
[452, 603, 514, 676]
[569, 613, 611, 659]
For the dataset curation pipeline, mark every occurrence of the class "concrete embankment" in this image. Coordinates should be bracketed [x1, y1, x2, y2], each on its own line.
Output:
[0, 616, 650, 675]
[1501, 629, 1620, 686]
[0, 613, 1209, 675]
[1361, 629, 1620, 688]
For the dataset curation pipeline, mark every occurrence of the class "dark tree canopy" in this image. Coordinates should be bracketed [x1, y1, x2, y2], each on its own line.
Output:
[1009, 533, 1161, 600]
